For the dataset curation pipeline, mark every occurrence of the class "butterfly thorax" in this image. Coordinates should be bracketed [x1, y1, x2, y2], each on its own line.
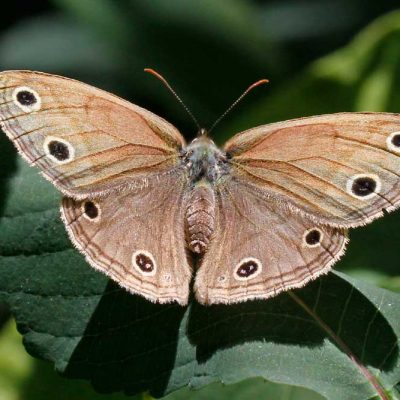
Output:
[184, 135, 227, 184]
[183, 136, 227, 255]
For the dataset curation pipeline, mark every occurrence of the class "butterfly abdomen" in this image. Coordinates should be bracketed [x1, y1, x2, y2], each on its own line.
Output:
[185, 181, 215, 255]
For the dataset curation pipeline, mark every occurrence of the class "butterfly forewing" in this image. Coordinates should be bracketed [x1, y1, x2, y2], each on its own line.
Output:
[0, 70, 185, 198]
[225, 113, 400, 227]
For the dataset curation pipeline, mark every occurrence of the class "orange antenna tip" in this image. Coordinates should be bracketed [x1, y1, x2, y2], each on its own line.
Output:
[209, 77, 269, 133]
[144, 67, 201, 130]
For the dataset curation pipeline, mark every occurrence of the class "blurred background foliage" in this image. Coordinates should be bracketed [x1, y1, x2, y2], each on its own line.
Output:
[1, 0, 400, 399]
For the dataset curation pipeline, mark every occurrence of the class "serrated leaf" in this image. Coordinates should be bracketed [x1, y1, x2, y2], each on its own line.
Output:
[0, 156, 399, 400]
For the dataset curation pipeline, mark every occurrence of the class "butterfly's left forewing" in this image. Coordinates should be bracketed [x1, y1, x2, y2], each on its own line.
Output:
[0, 70, 185, 199]
[194, 179, 347, 305]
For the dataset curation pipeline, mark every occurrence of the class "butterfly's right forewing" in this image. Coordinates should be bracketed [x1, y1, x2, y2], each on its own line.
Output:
[225, 113, 400, 227]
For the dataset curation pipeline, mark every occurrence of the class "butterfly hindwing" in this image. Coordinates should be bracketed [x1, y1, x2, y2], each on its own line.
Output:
[61, 172, 192, 304]
[194, 178, 348, 305]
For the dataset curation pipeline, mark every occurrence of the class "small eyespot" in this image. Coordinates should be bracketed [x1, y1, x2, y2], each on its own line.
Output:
[43, 136, 75, 164]
[217, 275, 226, 283]
[234, 257, 262, 281]
[303, 228, 323, 248]
[81, 201, 101, 222]
[387, 131, 400, 153]
[346, 174, 381, 200]
[132, 250, 156, 276]
[12, 86, 41, 112]
[164, 274, 172, 282]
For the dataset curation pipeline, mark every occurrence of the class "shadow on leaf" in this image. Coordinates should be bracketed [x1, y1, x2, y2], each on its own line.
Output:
[187, 273, 398, 371]
[64, 281, 187, 396]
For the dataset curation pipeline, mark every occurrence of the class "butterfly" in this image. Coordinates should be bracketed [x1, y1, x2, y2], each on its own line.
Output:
[1, 70, 400, 306]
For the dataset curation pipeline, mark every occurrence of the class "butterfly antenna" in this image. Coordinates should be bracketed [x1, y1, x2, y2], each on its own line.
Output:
[144, 68, 201, 131]
[208, 78, 269, 134]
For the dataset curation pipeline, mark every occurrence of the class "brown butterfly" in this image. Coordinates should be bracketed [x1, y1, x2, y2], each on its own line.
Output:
[1, 70, 400, 305]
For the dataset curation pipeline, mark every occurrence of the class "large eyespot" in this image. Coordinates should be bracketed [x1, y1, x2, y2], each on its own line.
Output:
[12, 86, 41, 112]
[132, 250, 156, 276]
[81, 201, 101, 222]
[43, 136, 75, 164]
[387, 131, 400, 153]
[303, 228, 323, 248]
[234, 257, 262, 281]
[346, 174, 381, 200]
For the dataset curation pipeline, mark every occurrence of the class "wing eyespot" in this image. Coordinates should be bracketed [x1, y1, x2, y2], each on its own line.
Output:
[12, 86, 41, 112]
[346, 173, 381, 200]
[387, 131, 400, 153]
[81, 201, 101, 222]
[234, 257, 262, 281]
[43, 136, 75, 164]
[132, 250, 157, 276]
[302, 228, 323, 248]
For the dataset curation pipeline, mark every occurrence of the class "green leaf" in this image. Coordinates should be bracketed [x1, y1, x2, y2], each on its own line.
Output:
[0, 320, 136, 400]
[0, 157, 399, 399]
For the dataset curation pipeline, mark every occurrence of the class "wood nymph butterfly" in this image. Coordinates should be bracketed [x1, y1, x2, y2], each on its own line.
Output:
[1, 70, 400, 305]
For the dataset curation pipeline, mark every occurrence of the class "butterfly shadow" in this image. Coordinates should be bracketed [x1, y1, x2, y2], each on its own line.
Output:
[187, 273, 399, 373]
[63, 280, 187, 396]
[0, 131, 17, 218]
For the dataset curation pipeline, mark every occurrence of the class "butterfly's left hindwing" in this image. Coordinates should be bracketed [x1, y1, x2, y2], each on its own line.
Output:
[194, 179, 348, 305]
[61, 173, 192, 305]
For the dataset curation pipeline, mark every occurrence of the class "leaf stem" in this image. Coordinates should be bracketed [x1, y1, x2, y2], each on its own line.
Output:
[288, 291, 390, 400]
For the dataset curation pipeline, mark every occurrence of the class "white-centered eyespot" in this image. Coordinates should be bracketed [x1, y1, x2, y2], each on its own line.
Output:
[386, 131, 400, 154]
[81, 201, 101, 222]
[234, 257, 262, 281]
[132, 250, 157, 276]
[346, 173, 381, 200]
[43, 136, 75, 164]
[12, 86, 41, 112]
[302, 227, 324, 248]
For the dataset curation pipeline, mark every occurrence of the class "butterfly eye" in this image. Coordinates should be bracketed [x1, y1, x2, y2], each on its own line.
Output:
[346, 174, 381, 200]
[387, 131, 400, 153]
[234, 257, 262, 281]
[225, 152, 233, 160]
[81, 201, 101, 221]
[43, 136, 75, 164]
[303, 228, 323, 248]
[132, 250, 157, 276]
[12, 86, 41, 112]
